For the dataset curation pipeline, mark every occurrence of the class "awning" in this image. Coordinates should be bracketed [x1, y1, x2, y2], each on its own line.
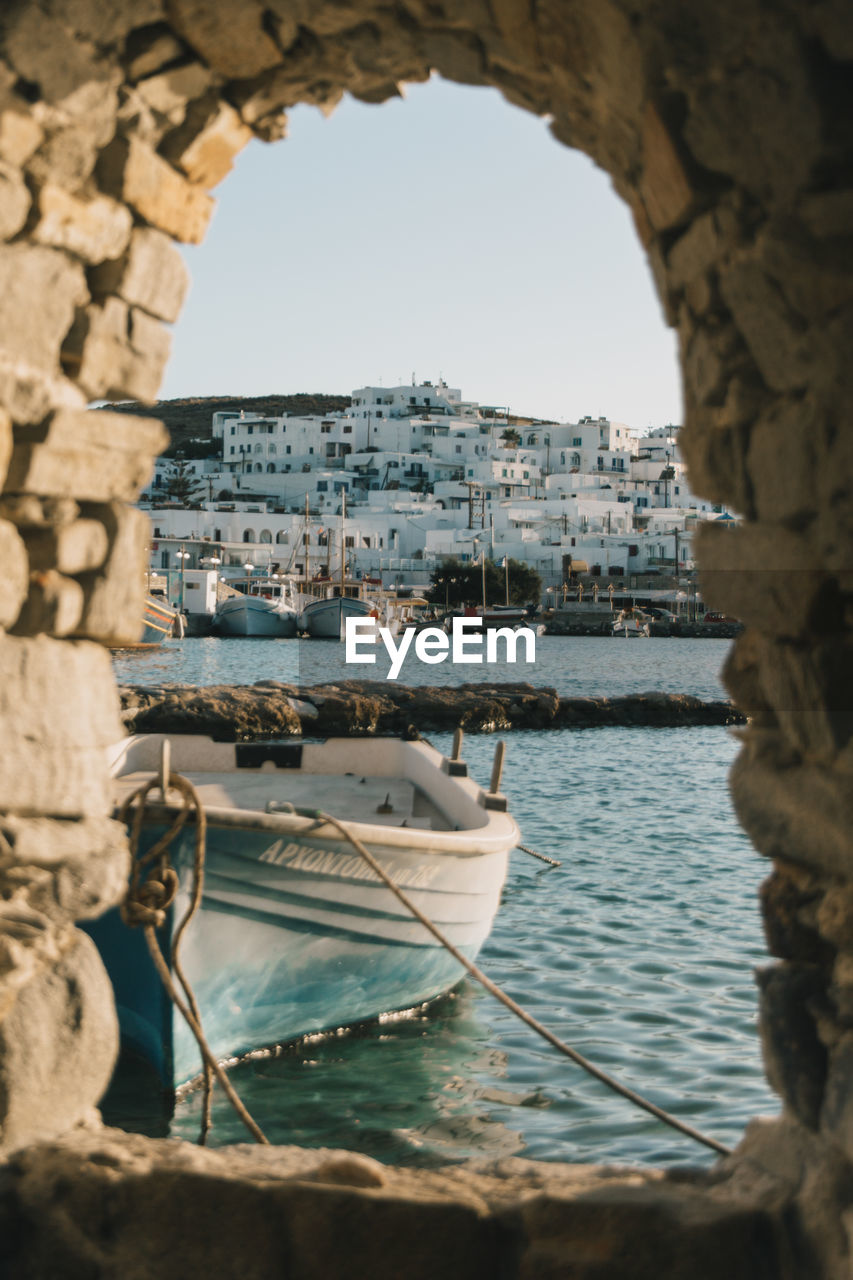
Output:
[568, 560, 589, 572]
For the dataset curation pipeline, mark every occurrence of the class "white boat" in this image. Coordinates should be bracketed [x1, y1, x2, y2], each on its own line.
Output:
[85, 733, 518, 1089]
[213, 579, 298, 637]
[612, 608, 651, 638]
[299, 591, 374, 638]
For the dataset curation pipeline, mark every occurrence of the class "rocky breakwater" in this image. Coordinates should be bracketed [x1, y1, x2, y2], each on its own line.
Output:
[118, 681, 746, 740]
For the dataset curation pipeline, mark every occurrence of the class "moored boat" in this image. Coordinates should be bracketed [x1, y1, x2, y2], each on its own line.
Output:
[86, 733, 519, 1089]
[141, 594, 181, 644]
[212, 579, 298, 637]
[299, 592, 374, 638]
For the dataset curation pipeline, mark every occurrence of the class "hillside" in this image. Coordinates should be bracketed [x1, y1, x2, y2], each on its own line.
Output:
[98, 393, 351, 454]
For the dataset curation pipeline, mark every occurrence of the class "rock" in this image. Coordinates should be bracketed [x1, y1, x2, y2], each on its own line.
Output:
[24, 517, 110, 575]
[0, 814, 129, 923]
[0, 928, 118, 1155]
[88, 226, 189, 322]
[96, 134, 213, 243]
[756, 962, 827, 1129]
[71, 503, 149, 643]
[12, 569, 85, 638]
[0, 518, 28, 630]
[31, 183, 133, 265]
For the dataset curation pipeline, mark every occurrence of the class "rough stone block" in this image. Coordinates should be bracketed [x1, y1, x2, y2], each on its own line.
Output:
[89, 226, 189, 323]
[718, 258, 812, 393]
[31, 183, 133, 265]
[68, 297, 171, 403]
[0, 244, 88, 373]
[162, 97, 252, 188]
[24, 518, 110, 576]
[72, 504, 149, 644]
[0, 634, 121, 817]
[820, 1033, 853, 1161]
[13, 570, 85, 638]
[0, 814, 129, 924]
[166, 0, 284, 78]
[0, 496, 81, 529]
[125, 27, 189, 82]
[0, 407, 11, 491]
[135, 61, 212, 123]
[0, 518, 28, 631]
[639, 101, 697, 232]
[40, 0, 165, 49]
[696, 521, 818, 638]
[96, 134, 213, 243]
[746, 397, 819, 526]
[731, 730, 853, 880]
[0, 160, 31, 241]
[0, 927, 118, 1154]
[756, 963, 826, 1129]
[0, 109, 43, 167]
[6, 409, 167, 504]
[0, 356, 87, 427]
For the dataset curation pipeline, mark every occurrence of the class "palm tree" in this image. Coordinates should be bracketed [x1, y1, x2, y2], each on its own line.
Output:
[500, 426, 522, 448]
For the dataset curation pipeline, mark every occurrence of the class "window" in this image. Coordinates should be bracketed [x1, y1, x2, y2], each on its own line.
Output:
[230, 446, 235, 455]
[266, 463, 276, 473]
[317, 481, 328, 492]
[247, 425, 253, 434]
[230, 425, 235, 435]
[286, 445, 291, 454]
[343, 425, 352, 433]
[276, 531, 288, 544]
[523, 470, 529, 479]
[572, 437, 581, 446]
[455, 445, 462, 454]
[254, 444, 262, 454]
[345, 535, 355, 548]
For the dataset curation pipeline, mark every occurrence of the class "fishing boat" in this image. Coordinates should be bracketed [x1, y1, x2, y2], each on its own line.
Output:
[212, 578, 298, 638]
[299, 492, 375, 637]
[86, 732, 518, 1089]
[140, 593, 181, 644]
[299, 591, 375, 638]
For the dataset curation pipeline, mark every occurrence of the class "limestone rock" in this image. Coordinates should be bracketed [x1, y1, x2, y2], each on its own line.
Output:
[31, 183, 133, 265]
[6, 409, 167, 504]
[0, 814, 129, 923]
[0, 634, 122, 818]
[0, 518, 29, 631]
[165, 0, 284, 78]
[96, 133, 213, 243]
[24, 518, 110, 575]
[756, 962, 827, 1129]
[162, 96, 252, 188]
[0, 160, 31, 241]
[0, 928, 118, 1155]
[89, 226, 189, 323]
[67, 297, 171, 403]
[72, 503, 149, 644]
[12, 569, 85, 638]
[639, 102, 697, 233]
[0, 244, 88, 374]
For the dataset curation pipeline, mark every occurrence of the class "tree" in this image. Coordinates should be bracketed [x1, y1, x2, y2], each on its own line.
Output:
[500, 427, 522, 448]
[427, 557, 542, 610]
[163, 455, 206, 507]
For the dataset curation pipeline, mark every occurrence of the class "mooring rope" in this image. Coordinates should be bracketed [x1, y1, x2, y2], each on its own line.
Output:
[119, 774, 269, 1145]
[308, 808, 732, 1158]
[516, 842, 562, 867]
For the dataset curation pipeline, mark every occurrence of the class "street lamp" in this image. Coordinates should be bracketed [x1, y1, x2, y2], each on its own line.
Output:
[175, 547, 190, 611]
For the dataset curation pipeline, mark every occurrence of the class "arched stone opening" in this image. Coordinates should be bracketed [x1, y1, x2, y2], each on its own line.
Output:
[0, 1, 851, 1275]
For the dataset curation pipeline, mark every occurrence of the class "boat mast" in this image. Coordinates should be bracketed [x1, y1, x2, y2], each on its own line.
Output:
[304, 492, 309, 593]
[339, 490, 346, 597]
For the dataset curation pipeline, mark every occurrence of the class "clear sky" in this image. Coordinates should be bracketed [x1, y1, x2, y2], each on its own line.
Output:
[160, 77, 683, 432]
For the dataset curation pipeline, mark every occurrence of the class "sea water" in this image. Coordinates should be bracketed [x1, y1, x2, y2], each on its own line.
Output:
[110, 635, 778, 1167]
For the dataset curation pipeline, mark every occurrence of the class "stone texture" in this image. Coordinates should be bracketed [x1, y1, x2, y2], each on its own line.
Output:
[0, 634, 122, 818]
[0, 161, 31, 241]
[72, 503, 150, 644]
[12, 570, 86, 638]
[0, 518, 28, 631]
[756, 963, 827, 1129]
[66, 297, 172, 402]
[6, 409, 167, 503]
[89, 227, 189, 323]
[0, 814, 128, 924]
[0, 244, 88, 374]
[23, 518, 110, 576]
[161, 96, 252, 187]
[96, 134, 213, 243]
[0, 929, 118, 1155]
[31, 183, 133, 265]
[165, 0, 284, 78]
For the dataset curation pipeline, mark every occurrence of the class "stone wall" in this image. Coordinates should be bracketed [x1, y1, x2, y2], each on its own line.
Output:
[0, 0, 851, 1274]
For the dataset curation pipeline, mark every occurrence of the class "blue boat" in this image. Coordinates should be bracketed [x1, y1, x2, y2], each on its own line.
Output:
[87, 734, 518, 1089]
[140, 593, 180, 644]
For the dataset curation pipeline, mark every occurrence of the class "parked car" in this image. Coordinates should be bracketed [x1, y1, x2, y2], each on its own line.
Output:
[644, 607, 678, 620]
[703, 611, 737, 623]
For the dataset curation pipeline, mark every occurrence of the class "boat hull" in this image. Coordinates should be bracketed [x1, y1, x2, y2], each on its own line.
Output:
[140, 595, 178, 644]
[300, 595, 373, 638]
[86, 733, 517, 1089]
[88, 819, 507, 1086]
[213, 595, 298, 637]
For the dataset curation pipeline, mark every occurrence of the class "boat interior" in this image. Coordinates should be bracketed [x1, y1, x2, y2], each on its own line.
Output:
[109, 735, 493, 835]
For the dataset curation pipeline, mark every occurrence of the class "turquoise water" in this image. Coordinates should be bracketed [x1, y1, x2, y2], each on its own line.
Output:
[111, 635, 778, 1167]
